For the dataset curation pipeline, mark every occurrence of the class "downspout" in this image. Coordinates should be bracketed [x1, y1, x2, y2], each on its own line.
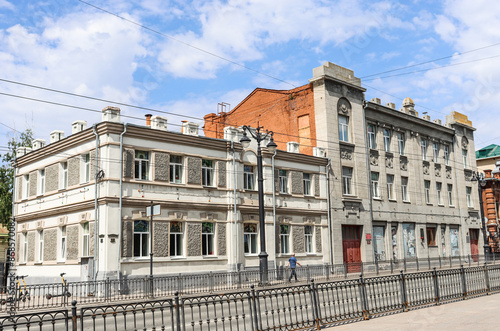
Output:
[362, 101, 376, 263]
[117, 123, 128, 280]
[452, 134, 467, 256]
[326, 157, 333, 265]
[92, 125, 100, 282]
[231, 140, 238, 270]
[272, 150, 277, 266]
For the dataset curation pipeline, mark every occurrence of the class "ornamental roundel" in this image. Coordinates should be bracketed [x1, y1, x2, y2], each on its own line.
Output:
[461, 136, 469, 149]
[337, 97, 351, 114]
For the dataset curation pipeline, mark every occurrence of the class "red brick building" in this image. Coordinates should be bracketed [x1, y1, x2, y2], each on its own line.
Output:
[480, 168, 500, 253]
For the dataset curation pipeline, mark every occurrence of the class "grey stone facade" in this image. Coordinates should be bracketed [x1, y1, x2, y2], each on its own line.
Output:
[291, 171, 303, 195]
[89, 222, 95, 256]
[315, 227, 322, 253]
[44, 229, 57, 261]
[27, 231, 35, 262]
[122, 221, 133, 257]
[45, 164, 59, 192]
[67, 225, 79, 260]
[187, 223, 201, 256]
[187, 157, 202, 185]
[123, 149, 134, 178]
[29, 171, 37, 197]
[293, 225, 305, 253]
[154, 221, 169, 257]
[217, 161, 226, 187]
[154, 152, 170, 181]
[68, 156, 80, 187]
[217, 223, 226, 256]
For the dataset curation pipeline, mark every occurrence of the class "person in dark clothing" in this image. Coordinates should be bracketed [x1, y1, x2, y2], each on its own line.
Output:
[287, 253, 302, 282]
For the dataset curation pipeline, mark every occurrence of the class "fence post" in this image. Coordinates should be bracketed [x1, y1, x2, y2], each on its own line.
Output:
[106, 277, 111, 301]
[404, 257, 407, 272]
[484, 263, 490, 294]
[250, 285, 260, 331]
[460, 265, 467, 299]
[428, 256, 431, 270]
[343, 264, 347, 279]
[358, 274, 369, 320]
[177, 274, 182, 295]
[449, 256, 452, 268]
[71, 300, 77, 331]
[400, 270, 408, 311]
[306, 266, 311, 282]
[375, 259, 379, 276]
[468, 255, 471, 267]
[209, 272, 214, 293]
[325, 264, 330, 281]
[433, 267, 440, 305]
[416, 258, 419, 271]
[238, 270, 242, 289]
[439, 256, 442, 269]
[309, 279, 321, 330]
[174, 291, 181, 331]
[390, 259, 394, 274]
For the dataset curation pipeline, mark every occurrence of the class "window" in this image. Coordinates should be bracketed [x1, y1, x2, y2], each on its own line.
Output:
[433, 143, 439, 162]
[170, 221, 183, 257]
[387, 175, 395, 200]
[170, 155, 183, 184]
[82, 222, 89, 257]
[367, 124, 376, 149]
[244, 223, 258, 255]
[202, 159, 214, 186]
[444, 145, 450, 166]
[371, 172, 380, 198]
[424, 180, 431, 204]
[383, 129, 391, 152]
[305, 225, 313, 253]
[421, 139, 428, 161]
[373, 226, 386, 261]
[60, 162, 68, 189]
[38, 230, 43, 262]
[243, 165, 255, 190]
[280, 224, 290, 254]
[401, 177, 409, 201]
[279, 170, 288, 193]
[466, 187, 473, 207]
[134, 151, 150, 180]
[462, 149, 468, 169]
[342, 167, 353, 195]
[397, 132, 405, 155]
[38, 169, 45, 196]
[82, 154, 90, 183]
[436, 182, 443, 205]
[303, 173, 311, 195]
[23, 232, 28, 263]
[133, 220, 149, 257]
[22, 175, 29, 199]
[202, 222, 215, 255]
[60, 226, 67, 260]
[338, 115, 349, 142]
[427, 227, 437, 246]
[447, 184, 453, 205]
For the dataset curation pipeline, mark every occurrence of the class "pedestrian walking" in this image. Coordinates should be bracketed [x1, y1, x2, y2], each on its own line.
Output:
[288, 253, 302, 282]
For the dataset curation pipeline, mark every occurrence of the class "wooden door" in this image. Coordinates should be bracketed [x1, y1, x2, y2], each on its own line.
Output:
[470, 229, 479, 262]
[342, 225, 362, 273]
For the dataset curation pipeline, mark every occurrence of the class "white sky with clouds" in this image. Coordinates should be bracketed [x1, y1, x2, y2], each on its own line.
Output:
[1, 0, 500, 155]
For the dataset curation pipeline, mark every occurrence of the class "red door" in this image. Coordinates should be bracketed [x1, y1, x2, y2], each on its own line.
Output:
[342, 225, 362, 273]
[470, 229, 479, 262]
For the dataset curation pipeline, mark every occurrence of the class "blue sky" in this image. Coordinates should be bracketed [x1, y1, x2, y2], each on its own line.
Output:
[1, 0, 499, 155]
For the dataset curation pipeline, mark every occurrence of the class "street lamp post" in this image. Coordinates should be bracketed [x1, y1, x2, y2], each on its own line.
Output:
[471, 172, 490, 257]
[240, 125, 277, 284]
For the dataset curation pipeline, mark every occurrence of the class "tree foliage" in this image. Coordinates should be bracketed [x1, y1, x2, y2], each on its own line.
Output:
[0, 129, 33, 226]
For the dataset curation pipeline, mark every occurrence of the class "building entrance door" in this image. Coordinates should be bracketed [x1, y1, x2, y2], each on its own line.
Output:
[342, 225, 362, 273]
[470, 229, 479, 261]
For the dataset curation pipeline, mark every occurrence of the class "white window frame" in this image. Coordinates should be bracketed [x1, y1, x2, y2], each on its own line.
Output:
[169, 221, 183, 257]
[424, 180, 431, 204]
[59, 162, 68, 190]
[38, 169, 45, 196]
[305, 225, 314, 253]
[444, 145, 450, 166]
[338, 115, 349, 142]
[371, 172, 380, 198]
[387, 174, 395, 200]
[82, 222, 89, 257]
[23, 232, 28, 263]
[448, 184, 454, 206]
[421, 139, 428, 161]
[401, 177, 409, 202]
[342, 167, 353, 196]
[133, 220, 149, 258]
[202, 159, 214, 187]
[202, 222, 215, 256]
[243, 165, 255, 190]
[38, 230, 43, 263]
[383, 129, 391, 152]
[60, 226, 67, 261]
[134, 150, 150, 180]
[22, 174, 29, 199]
[243, 223, 258, 255]
[279, 170, 288, 194]
[462, 149, 468, 169]
[303, 173, 312, 196]
[170, 155, 183, 184]
[437, 182, 443, 205]
[280, 224, 290, 254]
[466, 187, 473, 207]
[433, 143, 439, 162]
[81, 154, 90, 183]
[367, 124, 376, 149]
[397, 132, 405, 155]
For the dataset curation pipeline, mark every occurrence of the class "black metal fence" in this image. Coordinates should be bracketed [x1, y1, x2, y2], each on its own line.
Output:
[2, 262, 500, 330]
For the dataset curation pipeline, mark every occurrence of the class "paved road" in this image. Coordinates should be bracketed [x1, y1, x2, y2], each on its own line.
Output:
[332, 293, 500, 331]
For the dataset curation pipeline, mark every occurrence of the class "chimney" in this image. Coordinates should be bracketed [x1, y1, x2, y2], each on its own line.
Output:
[223, 126, 239, 142]
[32, 139, 46, 150]
[151, 115, 167, 131]
[422, 114, 431, 121]
[181, 121, 199, 136]
[313, 147, 326, 158]
[145, 114, 152, 127]
[287, 142, 300, 153]
[102, 106, 121, 123]
[433, 119, 442, 125]
[16, 147, 32, 158]
[72, 120, 87, 134]
[371, 98, 381, 104]
[386, 102, 396, 109]
[50, 130, 65, 143]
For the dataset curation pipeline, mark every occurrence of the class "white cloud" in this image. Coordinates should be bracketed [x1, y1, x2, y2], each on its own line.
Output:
[0, 0, 14, 10]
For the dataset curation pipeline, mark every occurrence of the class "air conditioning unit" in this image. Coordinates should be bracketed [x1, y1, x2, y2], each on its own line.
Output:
[57, 216, 68, 226]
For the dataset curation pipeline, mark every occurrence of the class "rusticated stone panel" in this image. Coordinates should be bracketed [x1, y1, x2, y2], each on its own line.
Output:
[67, 225, 79, 260]
[16, 234, 20, 262]
[122, 221, 133, 258]
[187, 157, 202, 185]
[154, 221, 169, 257]
[217, 161, 226, 187]
[45, 164, 59, 192]
[27, 231, 35, 262]
[29, 171, 37, 197]
[90, 150, 96, 181]
[89, 222, 95, 256]
[68, 156, 80, 187]
[187, 223, 202, 256]
[123, 149, 134, 178]
[315, 227, 322, 253]
[293, 226, 305, 253]
[274, 170, 280, 192]
[314, 174, 320, 196]
[17, 177, 22, 201]
[217, 223, 226, 256]
[44, 229, 57, 261]
[154, 152, 169, 181]
[291, 171, 303, 195]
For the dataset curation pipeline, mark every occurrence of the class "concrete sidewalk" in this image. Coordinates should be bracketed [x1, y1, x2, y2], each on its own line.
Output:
[332, 293, 500, 331]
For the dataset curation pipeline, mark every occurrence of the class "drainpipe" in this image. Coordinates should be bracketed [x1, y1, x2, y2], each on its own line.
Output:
[326, 157, 333, 265]
[92, 124, 100, 282]
[362, 101, 376, 263]
[452, 134, 467, 256]
[272, 150, 277, 266]
[117, 123, 128, 280]
[231, 140, 238, 270]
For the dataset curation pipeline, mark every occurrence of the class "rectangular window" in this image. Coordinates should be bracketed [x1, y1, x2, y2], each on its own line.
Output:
[305, 225, 313, 253]
[421, 139, 428, 161]
[342, 167, 353, 195]
[450, 228, 460, 256]
[367, 124, 376, 149]
[401, 177, 409, 201]
[169, 221, 183, 257]
[387, 174, 395, 200]
[38, 230, 43, 262]
[436, 182, 443, 205]
[60, 162, 68, 189]
[462, 149, 468, 169]
[170, 155, 183, 184]
[433, 143, 439, 162]
[82, 222, 89, 257]
[397, 132, 405, 155]
[466, 186, 473, 207]
[383, 129, 391, 152]
[444, 145, 450, 166]
[371, 172, 380, 198]
[280, 224, 290, 254]
[373, 226, 386, 261]
[202, 159, 214, 186]
[303, 173, 311, 195]
[60, 226, 67, 260]
[338, 115, 349, 142]
[38, 169, 45, 196]
[243, 165, 255, 190]
[23, 232, 28, 263]
[447, 184, 453, 206]
[133, 220, 149, 257]
[424, 180, 431, 204]
[279, 169, 288, 193]
[134, 151, 150, 180]
[82, 154, 90, 183]
[244, 223, 258, 255]
[402, 223, 416, 258]
[202, 222, 215, 255]
[23, 174, 29, 199]
[427, 227, 437, 246]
